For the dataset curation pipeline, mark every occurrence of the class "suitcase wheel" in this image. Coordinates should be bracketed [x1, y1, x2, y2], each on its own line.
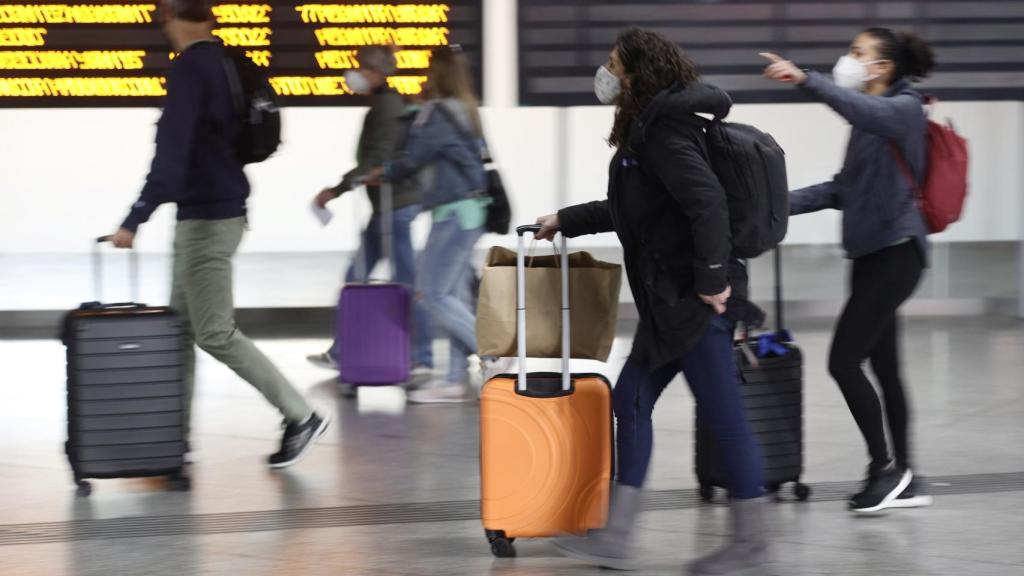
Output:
[75, 480, 92, 498]
[699, 485, 714, 503]
[168, 471, 192, 492]
[490, 538, 516, 558]
[486, 531, 516, 558]
[794, 482, 811, 502]
[339, 383, 358, 400]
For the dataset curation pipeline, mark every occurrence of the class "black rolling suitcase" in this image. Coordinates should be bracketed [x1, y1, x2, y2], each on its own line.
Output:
[696, 247, 810, 503]
[61, 236, 190, 497]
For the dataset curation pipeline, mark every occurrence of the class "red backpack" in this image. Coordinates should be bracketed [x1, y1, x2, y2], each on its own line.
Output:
[892, 101, 969, 234]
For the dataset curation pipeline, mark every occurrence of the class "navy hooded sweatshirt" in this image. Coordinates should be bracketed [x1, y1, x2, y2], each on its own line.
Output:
[121, 40, 248, 232]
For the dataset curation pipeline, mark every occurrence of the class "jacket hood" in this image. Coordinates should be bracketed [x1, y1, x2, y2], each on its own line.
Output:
[630, 82, 733, 148]
[657, 82, 733, 120]
[886, 78, 923, 102]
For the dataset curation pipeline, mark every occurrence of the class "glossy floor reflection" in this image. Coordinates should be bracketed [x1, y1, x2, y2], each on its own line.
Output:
[2, 315, 1023, 575]
[1, 242, 1017, 311]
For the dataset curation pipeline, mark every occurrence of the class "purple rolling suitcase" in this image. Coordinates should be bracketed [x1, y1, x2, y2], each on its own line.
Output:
[337, 183, 413, 387]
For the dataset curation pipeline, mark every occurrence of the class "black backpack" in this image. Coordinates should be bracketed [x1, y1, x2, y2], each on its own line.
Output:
[435, 104, 512, 235]
[702, 120, 789, 259]
[222, 49, 281, 164]
[479, 152, 512, 235]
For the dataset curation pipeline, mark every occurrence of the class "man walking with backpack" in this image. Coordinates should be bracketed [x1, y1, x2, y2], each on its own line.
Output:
[110, 0, 328, 469]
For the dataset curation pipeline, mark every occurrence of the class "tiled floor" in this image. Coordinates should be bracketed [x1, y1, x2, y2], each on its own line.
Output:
[2, 314, 1023, 575]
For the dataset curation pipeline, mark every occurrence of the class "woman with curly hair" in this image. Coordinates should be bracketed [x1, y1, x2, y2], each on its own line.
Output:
[534, 28, 769, 574]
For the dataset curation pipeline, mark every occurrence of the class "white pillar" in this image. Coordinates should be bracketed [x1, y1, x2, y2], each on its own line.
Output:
[1019, 103, 1024, 318]
[1020, 156, 1024, 318]
[483, 0, 518, 107]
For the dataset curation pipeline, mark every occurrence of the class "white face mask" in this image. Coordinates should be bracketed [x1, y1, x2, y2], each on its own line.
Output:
[594, 65, 622, 105]
[832, 55, 882, 91]
[344, 70, 372, 95]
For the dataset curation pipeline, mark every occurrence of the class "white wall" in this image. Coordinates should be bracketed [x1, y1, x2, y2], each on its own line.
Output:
[0, 99, 1020, 254]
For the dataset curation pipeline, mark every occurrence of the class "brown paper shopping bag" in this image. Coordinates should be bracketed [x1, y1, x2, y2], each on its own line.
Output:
[476, 246, 622, 362]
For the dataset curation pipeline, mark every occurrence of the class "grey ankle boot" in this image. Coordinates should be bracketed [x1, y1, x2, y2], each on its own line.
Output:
[689, 496, 770, 576]
[553, 484, 643, 571]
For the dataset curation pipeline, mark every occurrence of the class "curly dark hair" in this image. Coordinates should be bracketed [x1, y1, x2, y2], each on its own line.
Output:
[609, 28, 699, 150]
[863, 27, 936, 83]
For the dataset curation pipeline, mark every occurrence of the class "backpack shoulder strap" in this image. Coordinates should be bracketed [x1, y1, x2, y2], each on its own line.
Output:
[890, 95, 933, 196]
[219, 51, 246, 114]
[889, 141, 922, 200]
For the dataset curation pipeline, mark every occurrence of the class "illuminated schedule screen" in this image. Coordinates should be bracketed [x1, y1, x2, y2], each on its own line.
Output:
[0, 1, 483, 107]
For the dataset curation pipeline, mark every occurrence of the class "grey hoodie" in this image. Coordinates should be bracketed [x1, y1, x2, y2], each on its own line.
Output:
[790, 71, 929, 261]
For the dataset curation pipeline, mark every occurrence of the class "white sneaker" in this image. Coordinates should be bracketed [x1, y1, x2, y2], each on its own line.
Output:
[482, 357, 516, 382]
[407, 382, 470, 404]
[405, 366, 434, 390]
[306, 352, 337, 370]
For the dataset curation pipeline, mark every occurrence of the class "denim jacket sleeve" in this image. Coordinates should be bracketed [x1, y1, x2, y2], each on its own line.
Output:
[799, 71, 922, 140]
[386, 104, 460, 182]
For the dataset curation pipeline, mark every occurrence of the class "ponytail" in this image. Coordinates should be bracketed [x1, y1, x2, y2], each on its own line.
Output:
[864, 27, 936, 82]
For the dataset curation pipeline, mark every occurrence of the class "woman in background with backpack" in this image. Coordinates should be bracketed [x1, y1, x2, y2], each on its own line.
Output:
[762, 28, 936, 513]
[368, 46, 507, 403]
[535, 28, 769, 575]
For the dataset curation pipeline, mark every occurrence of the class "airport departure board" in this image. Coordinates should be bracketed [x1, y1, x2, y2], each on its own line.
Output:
[519, 0, 1024, 105]
[0, 1, 483, 107]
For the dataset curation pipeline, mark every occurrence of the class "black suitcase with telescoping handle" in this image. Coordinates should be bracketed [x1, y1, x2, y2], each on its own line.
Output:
[61, 236, 190, 497]
[696, 246, 811, 503]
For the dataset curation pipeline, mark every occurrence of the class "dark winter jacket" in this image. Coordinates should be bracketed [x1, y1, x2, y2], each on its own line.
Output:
[558, 83, 763, 369]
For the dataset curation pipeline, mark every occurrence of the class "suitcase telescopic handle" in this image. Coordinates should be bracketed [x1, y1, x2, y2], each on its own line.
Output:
[352, 181, 397, 284]
[515, 225, 570, 393]
[773, 246, 785, 334]
[94, 236, 140, 304]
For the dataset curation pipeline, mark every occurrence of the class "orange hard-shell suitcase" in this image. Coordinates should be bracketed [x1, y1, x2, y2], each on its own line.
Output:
[480, 225, 613, 558]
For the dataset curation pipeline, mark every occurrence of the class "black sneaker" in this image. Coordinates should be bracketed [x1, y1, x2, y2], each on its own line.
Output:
[848, 464, 912, 513]
[888, 475, 934, 509]
[268, 413, 330, 469]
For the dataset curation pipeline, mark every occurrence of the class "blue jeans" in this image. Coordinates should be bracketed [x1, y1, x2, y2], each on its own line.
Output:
[330, 204, 433, 368]
[417, 213, 483, 384]
[614, 315, 765, 500]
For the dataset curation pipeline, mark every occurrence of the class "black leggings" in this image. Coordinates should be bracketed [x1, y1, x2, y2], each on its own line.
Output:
[828, 241, 924, 473]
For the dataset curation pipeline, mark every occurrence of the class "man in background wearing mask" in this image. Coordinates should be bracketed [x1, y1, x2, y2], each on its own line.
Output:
[110, 0, 329, 469]
[309, 46, 434, 386]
